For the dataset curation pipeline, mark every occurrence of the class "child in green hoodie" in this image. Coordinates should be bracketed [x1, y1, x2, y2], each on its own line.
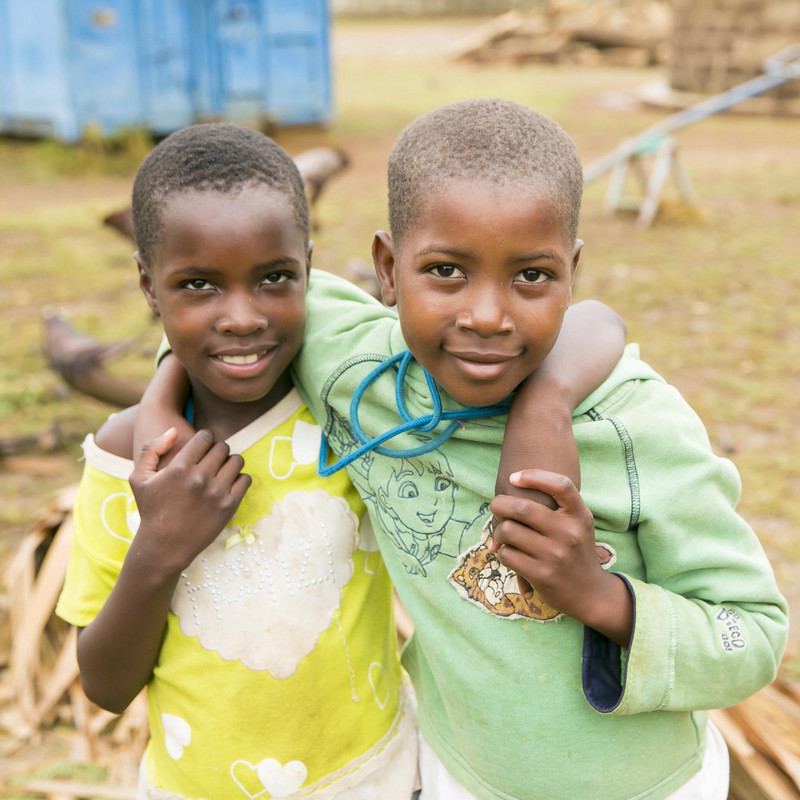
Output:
[134, 100, 787, 800]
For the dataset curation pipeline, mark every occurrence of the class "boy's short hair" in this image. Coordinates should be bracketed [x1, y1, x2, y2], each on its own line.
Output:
[132, 123, 309, 267]
[387, 98, 583, 246]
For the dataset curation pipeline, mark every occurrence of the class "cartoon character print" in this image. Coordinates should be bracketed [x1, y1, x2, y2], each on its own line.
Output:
[449, 532, 617, 621]
[325, 409, 486, 576]
[367, 446, 486, 577]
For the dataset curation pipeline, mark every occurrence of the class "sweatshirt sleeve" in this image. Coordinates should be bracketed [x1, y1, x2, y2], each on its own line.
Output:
[582, 378, 788, 715]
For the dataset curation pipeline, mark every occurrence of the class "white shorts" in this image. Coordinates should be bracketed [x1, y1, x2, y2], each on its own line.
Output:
[417, 720, 729, 800]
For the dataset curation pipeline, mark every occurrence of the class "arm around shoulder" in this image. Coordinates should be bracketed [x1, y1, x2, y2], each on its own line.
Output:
[94, 405, 139, 460]
[496, 299, 626, 499]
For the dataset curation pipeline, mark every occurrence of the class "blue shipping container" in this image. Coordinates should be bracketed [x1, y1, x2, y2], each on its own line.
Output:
[0, 0, 332, 142]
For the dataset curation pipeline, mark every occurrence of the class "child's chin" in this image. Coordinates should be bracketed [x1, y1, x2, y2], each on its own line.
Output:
[449, 386, 509, 409]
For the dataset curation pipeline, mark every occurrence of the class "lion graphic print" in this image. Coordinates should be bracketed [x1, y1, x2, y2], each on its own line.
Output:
[449, 533, 617, 621]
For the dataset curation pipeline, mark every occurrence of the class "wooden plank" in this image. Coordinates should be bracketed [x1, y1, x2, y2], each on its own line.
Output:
[729, 698, 800, 788]
[34, 626, 79, 724]
[712, 708, 800, 800]
[18, 780, 136, 800]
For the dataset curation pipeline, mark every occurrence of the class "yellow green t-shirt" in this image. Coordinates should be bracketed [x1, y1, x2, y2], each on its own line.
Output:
[56, 390, 417, 800]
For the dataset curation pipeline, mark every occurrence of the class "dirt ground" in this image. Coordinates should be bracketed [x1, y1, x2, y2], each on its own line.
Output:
[2, 13, 799, 792]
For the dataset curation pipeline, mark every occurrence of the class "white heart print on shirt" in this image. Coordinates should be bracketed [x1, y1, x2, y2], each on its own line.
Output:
[162, 713, 191, 759]
[171, 489, 358, 678]
[230, 757, 308, 799]
[100, 492, 140, 543]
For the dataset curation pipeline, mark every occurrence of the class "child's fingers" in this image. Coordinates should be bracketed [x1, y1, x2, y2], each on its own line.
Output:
[491, 517, 547, 557]
[489, 493, 553, 537]
[133, 428, 179, 477]
[230, 472, 252, 505]
[212, 451, 248, 489]
[510, 469, 582, 511]
[193, 439, 238, 477]
[517, 575, 534, 597]
[167, 429, 216, 468]
[494, 545, 538, 595]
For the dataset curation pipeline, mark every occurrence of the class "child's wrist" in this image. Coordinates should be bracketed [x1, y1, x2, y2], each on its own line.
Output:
[515, 376, 574, 413]
[125, 528, 187, 583]
[573, 572, 633, 646]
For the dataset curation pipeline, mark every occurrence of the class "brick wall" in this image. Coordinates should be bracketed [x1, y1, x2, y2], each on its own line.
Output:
[331, 0, 543, 16]
[670, 0, 800, 98]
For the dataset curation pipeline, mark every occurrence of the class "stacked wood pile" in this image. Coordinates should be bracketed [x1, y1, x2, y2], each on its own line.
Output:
[449, 1, 672, 68]
[2, 484, 800, 797]
[712, 686, 800, 799]
[1, 485, 146, 797]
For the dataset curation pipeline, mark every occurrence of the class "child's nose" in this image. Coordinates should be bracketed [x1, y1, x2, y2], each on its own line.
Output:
[455, 286, 514, 336]
[216, 293, 268, 335]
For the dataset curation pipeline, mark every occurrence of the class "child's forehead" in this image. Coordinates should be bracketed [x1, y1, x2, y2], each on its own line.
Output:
[157, 186, 302, 238]
[161, 184, 286, 213]
[403, 179, 568, 244]
[150, 185, 307, 264]
[428, 177, 555, 209]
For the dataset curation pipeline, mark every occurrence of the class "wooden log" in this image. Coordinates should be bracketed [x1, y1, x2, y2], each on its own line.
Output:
[18, 780, 136, 800]
[43, 314, 147, 408]
[711, 708, 800, 799]
[728, 692, 800, 788]
[9, 514, 74, 728]
[569, 26, 663, 52]
[448, 11, 525, 60]
[102, 207, 134, 242]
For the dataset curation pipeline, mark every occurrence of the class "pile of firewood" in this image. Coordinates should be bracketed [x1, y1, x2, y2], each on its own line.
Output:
[449, 1, 672, 68]
[1, 484, 799, 797]
[1, 485, 146, 796]
[712, 685, 800, 799]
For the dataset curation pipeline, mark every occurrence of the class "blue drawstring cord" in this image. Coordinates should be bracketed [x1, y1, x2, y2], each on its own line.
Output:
[318, 350, 511, 477]
[184, 395, 194, 426]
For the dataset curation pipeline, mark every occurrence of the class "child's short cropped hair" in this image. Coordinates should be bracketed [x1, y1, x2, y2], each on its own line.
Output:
[387, 98, 583, 246]
[132, 123, 309, 267]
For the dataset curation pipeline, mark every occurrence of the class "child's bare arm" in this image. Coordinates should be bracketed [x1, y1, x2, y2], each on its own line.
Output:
[496, 299, 626, 505]
[133, 352, 193, 465]
[492, 300, 625, 597]
[77, 428, 250, 712]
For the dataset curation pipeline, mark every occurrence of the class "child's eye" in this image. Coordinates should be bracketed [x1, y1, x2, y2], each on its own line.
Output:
[183, 279, 213, 291]
[516, 268, 547, 284]
[262, 272, 290, 285]
[429, 264, 464, 279]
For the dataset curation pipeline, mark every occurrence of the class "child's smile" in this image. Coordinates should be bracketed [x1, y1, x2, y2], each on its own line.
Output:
[138, 186, 310, 435]
[374, 180, 581, 408]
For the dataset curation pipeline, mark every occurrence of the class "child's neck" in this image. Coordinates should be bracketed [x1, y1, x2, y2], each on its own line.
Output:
[187, 376, 294, 443]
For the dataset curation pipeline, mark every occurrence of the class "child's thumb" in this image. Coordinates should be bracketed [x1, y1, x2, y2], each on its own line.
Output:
[135, 427, 179, 473]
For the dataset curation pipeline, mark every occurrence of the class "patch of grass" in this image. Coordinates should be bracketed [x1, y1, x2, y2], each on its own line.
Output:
[5, 759, 108, 800]
[0, 127, 152, 184]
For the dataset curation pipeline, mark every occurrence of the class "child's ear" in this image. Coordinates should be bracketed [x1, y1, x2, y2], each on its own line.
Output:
[135, 251, 160, 318]
[571, 239, 583, 278]
[566, 240, 583, 307]
[372, 231, 397, 307]
[305, 240, 314, 279]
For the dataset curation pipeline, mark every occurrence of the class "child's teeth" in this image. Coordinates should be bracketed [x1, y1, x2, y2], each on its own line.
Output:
[220, 354, 259, 364]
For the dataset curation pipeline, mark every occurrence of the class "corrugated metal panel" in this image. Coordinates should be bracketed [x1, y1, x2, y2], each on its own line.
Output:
[0, 0, 331, 141]
[0, 0, 72, 137]
[65, 0, 142, 132]
[263, 0, 332, 124]
[138, 0, 198, 133]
